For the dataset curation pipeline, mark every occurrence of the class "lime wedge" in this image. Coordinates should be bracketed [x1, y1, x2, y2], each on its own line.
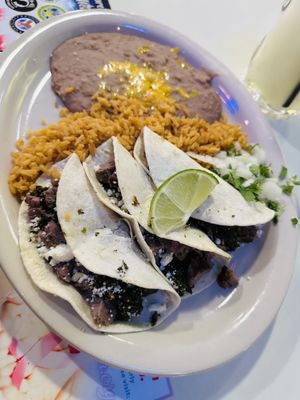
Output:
[149, 169, 218, 235]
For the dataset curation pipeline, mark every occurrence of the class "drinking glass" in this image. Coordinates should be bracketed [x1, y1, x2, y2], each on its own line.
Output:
[245, 0, 300, 118]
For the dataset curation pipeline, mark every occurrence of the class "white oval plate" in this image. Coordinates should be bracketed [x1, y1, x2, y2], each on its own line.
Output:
[0, 10, 297, 376]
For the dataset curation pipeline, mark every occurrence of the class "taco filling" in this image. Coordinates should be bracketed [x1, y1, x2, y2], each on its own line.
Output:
[25, 180, 158, 326]
[95, 160, 125, 210]
[95, 160, 237, 296]
[142, 230, 238, 296]
[189, 219, 258, 252]
[142, 230, 211, 296]
[95, 160, 256, 252]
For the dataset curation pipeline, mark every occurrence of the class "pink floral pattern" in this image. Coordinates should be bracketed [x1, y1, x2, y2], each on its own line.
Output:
[0, 275, 173, 400]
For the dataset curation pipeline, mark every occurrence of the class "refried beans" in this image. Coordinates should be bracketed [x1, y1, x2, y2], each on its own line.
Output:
[50, 32, 222, 123]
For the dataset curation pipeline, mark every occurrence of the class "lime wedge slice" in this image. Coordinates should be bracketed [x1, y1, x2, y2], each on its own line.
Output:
[149, 169, 218, 235]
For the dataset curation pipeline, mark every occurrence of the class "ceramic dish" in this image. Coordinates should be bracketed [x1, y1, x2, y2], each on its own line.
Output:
[0, 10, 297, 375]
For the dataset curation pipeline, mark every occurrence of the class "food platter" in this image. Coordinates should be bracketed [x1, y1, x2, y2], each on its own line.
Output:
[0, 10, 297, 375]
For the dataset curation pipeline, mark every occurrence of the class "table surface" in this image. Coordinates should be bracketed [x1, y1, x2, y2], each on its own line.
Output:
[1, 1, 300, 399]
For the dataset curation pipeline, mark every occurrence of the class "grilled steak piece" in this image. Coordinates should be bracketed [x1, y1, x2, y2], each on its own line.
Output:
[39, 221, 66, 248]
[143, 230, 211, 296]
[90, 300, 116, 326]
[217, 266, 239, 289]
[53, 262, 72, 283]
[190, 219, 257, 252]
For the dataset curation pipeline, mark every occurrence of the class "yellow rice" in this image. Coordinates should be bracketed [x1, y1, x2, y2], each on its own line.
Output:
[8, 92, 249, 198]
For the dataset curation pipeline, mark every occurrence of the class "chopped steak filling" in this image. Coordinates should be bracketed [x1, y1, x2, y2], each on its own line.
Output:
[142, 230, 212, 297]
[217, 266, 239, 289]
[94, 163, 242, 295]
[190, 219, 258, 252]
[25, 182, 157, 326]
[95, 161, 124, 207]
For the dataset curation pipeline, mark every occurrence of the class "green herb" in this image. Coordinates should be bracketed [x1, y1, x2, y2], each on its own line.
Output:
[222, 171, 244, 191]
[279, 166, 288, 180]
[220, 170, 259, 202]
[225, 144, 241, 157]
[240, 188, 256, 202]
[95, 231, 99, 237]
[282, 184, 294, 195]
[213, 152, 297, 225]
[267, 200, 284, 224]
[249, 163, 272, 179]
[291, 176, 300, 185]
[267, 200, 281, 213]
[259, 164, 271, 178]
[247, 144, 258, 154]
[81, 227, 87, 234]
[291, 217, 299, 226]
[249, 165, 259, 176]
[279, 172, 300, 195]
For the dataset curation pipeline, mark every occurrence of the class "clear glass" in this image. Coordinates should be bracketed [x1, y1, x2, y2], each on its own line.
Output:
[245, 0, 300, 119]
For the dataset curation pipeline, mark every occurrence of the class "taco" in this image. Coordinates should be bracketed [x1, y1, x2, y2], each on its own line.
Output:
[84, 138, 233, 297]
[19, 154, 180, 333]
[134, 127, 275, 251]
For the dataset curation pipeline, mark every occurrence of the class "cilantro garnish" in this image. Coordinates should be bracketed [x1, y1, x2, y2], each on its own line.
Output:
[291, 217, 299, 226]
[211, 148, 299, 224]
[259, 164, 271, 178]
[240, 189, 256, 202]
[291, 176, 300, 185]
[279, 166, 288, 180]
[247, 144, 258, 153]
[225, 144, 241, 157]
[266, 200, 284, 224]
[282, 184, 294, 195]
[267, 200, 281, 213]
[249, 165, 259, 176]
[220, 170, 263, 202]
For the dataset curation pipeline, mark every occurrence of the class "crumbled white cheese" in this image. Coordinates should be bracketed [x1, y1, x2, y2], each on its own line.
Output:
[242, 178, 255, 188]
[216, 151, 227, 160]
[160, 252, 173, 268]
[259, 180, 282, 202]
[190, 144, 283, 206]
[44, 244, 73, 266]
[253, 146, 266, 163]
[256, 229, 263, 238]
[236, 165, 253, 179]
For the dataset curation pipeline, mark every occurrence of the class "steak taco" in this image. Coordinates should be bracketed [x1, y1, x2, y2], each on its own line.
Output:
[19, 154, 180, 333]
[134, 127, 275, 251]
[84, 138, 232, 297]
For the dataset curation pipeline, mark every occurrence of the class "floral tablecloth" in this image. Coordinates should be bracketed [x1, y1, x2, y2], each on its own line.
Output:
[0, 277, 173, 399]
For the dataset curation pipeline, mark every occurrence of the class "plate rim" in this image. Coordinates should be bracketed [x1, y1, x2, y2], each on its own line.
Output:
[0, 9, 298, 376]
